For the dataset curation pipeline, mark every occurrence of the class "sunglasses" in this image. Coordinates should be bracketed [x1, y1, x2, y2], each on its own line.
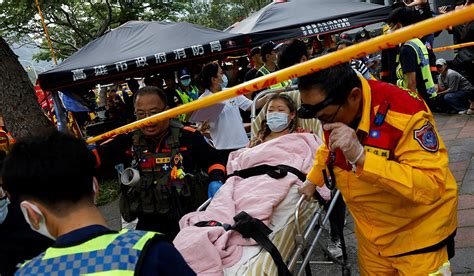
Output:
[297, 97, 336, 119]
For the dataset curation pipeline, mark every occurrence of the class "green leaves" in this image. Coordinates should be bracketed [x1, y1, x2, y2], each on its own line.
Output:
[0, 0, 271, 62]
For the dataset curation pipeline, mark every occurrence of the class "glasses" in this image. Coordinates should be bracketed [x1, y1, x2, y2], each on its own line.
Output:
[297, 97, 336, 119]
[135, 107, 166, 120]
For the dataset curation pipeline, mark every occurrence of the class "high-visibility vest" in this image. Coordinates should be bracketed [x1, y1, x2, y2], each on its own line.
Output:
[257, 65, 290, 89]
[396, 38, 437, 98]
[175, 86, 199, 122]
[16, 229, 157, 276]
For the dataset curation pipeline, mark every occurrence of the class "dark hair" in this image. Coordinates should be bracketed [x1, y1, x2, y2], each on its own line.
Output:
[133, 86, 168, 106]
[278, 39, 308, 69]
[127, 78, 140, 93]
[298, 63, 361, 105]
[198, 62, 219, 90]
[387, 7, 416, 26]
[249, 47, 261, 57]
[144, 75, 162, 87]
[336, 39, 354, 49]
[2, 131, 96, 213]
[259, 93, 298, 139]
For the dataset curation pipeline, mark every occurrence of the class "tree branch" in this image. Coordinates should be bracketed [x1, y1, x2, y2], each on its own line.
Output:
[49, 37, 79, 51]
[58, 8, 94, 41]
[95, 0, 112, 38]
[88, 0, 105, 19]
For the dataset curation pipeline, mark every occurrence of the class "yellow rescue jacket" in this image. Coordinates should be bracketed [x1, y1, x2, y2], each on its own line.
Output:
[307, 78, 457, 256]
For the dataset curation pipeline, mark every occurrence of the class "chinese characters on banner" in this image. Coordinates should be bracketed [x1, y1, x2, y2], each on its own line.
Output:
[300, 18, 351, 36]
[70, 40, 223, 82]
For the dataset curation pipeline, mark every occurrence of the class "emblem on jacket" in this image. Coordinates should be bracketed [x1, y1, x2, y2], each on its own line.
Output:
[414, 121, 439, 152]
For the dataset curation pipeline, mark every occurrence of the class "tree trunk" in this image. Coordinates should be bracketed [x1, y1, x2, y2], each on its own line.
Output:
[0, 36, 54, 139]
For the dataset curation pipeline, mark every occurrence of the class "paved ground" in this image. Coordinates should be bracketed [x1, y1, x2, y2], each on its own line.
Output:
[437, 113, 474, 275]
[99, 113, 474, 275]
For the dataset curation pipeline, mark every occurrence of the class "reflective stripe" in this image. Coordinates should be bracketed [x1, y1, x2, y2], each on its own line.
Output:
[16, 229, 157, 276]
[257, 65, 289, 89]
[397, 38, 437, 96]
[428, 261, 451, 276]
[175, 89, 193, 105]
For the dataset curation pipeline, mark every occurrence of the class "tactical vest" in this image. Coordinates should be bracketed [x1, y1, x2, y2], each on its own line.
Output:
[120, 122, 208, 222]
[396, 38, 437, 98]
[257, 65, 290, 89]
[16, 229, 157, 276]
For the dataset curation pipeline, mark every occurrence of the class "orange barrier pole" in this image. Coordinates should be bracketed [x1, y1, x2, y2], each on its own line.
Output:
[433, 41, 474, 53]
[86, 6, 474, 144]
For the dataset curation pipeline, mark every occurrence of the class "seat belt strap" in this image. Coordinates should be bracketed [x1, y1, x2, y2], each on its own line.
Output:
[228, 164, 306, 182]
[194, 211, 291, 276]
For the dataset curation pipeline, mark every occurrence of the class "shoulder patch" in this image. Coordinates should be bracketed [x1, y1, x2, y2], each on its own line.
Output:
[413, 121, 439, 152]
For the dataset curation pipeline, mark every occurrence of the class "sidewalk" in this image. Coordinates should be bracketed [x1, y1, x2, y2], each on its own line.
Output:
[436, 113, 474, 275]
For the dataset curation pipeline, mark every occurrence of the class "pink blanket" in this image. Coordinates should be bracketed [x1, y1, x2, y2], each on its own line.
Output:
[173, 133, 322, 275]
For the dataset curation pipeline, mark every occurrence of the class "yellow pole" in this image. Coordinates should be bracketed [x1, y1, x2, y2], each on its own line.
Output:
[433, 41, 474, 53]
[86, 6, 474, 144]
[35, 0, 58, 65]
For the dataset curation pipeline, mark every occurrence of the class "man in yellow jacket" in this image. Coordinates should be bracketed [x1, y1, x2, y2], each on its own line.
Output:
[298, 63, 457, 275]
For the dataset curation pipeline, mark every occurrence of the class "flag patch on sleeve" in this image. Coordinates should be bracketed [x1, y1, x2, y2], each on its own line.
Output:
[414, 121, 439, 152]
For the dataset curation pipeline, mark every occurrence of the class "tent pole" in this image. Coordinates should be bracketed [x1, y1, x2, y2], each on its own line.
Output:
[51, 91, 69, 133]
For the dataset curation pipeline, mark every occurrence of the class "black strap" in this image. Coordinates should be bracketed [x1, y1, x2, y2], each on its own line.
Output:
[195, 211, 291, 276]
[231, 211, 291, 276]
[228, 164, 306, 182]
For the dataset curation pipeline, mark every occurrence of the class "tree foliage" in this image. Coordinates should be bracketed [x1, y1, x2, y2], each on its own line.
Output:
[0, 0, 271, 62]
[0, 0, 186, 61]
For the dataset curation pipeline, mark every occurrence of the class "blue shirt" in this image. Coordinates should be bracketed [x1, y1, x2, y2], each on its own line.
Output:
[54, 225, 195, 276]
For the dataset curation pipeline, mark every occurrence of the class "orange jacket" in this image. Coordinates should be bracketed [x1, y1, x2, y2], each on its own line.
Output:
[307, 78, 457, 256]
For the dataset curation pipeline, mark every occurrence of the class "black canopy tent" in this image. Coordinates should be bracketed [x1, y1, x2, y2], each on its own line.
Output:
[38, 21, 248, 91]
[225, 0, 392, 45]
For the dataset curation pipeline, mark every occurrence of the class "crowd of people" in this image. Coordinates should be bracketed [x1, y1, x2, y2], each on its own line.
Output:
[0, 1, 473, 275]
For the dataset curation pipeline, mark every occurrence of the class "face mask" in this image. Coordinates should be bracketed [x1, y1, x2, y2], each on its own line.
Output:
[180, 78, 191, 87]
[20, 201, 55, 240]
[266, 112, 290, 132]
[0, 197, 9, 224]
[220, 74, 228, 89]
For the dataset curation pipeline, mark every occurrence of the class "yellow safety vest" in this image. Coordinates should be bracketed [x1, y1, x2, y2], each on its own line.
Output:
[396, 38, 437, 98]
[257, 65, 290, 89]
[17, 229, 157, 276]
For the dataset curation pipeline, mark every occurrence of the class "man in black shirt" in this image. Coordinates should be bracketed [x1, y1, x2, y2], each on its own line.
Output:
[244, 47, 263, 84]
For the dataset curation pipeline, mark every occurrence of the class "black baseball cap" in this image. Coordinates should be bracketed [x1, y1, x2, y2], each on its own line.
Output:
[260, 41, 278, 57]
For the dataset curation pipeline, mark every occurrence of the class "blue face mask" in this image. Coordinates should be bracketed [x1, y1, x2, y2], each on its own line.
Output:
[266, 112, 289, 132]
[0, 197, 10, 224]
[220, 74, 228, 89]
[180, 78, 191, 87]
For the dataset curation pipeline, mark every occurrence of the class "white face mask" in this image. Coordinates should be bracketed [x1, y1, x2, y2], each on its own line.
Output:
[266, 112, 290, 132]
[20, 201, 55, 240]
[220, 74, 228, 89]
